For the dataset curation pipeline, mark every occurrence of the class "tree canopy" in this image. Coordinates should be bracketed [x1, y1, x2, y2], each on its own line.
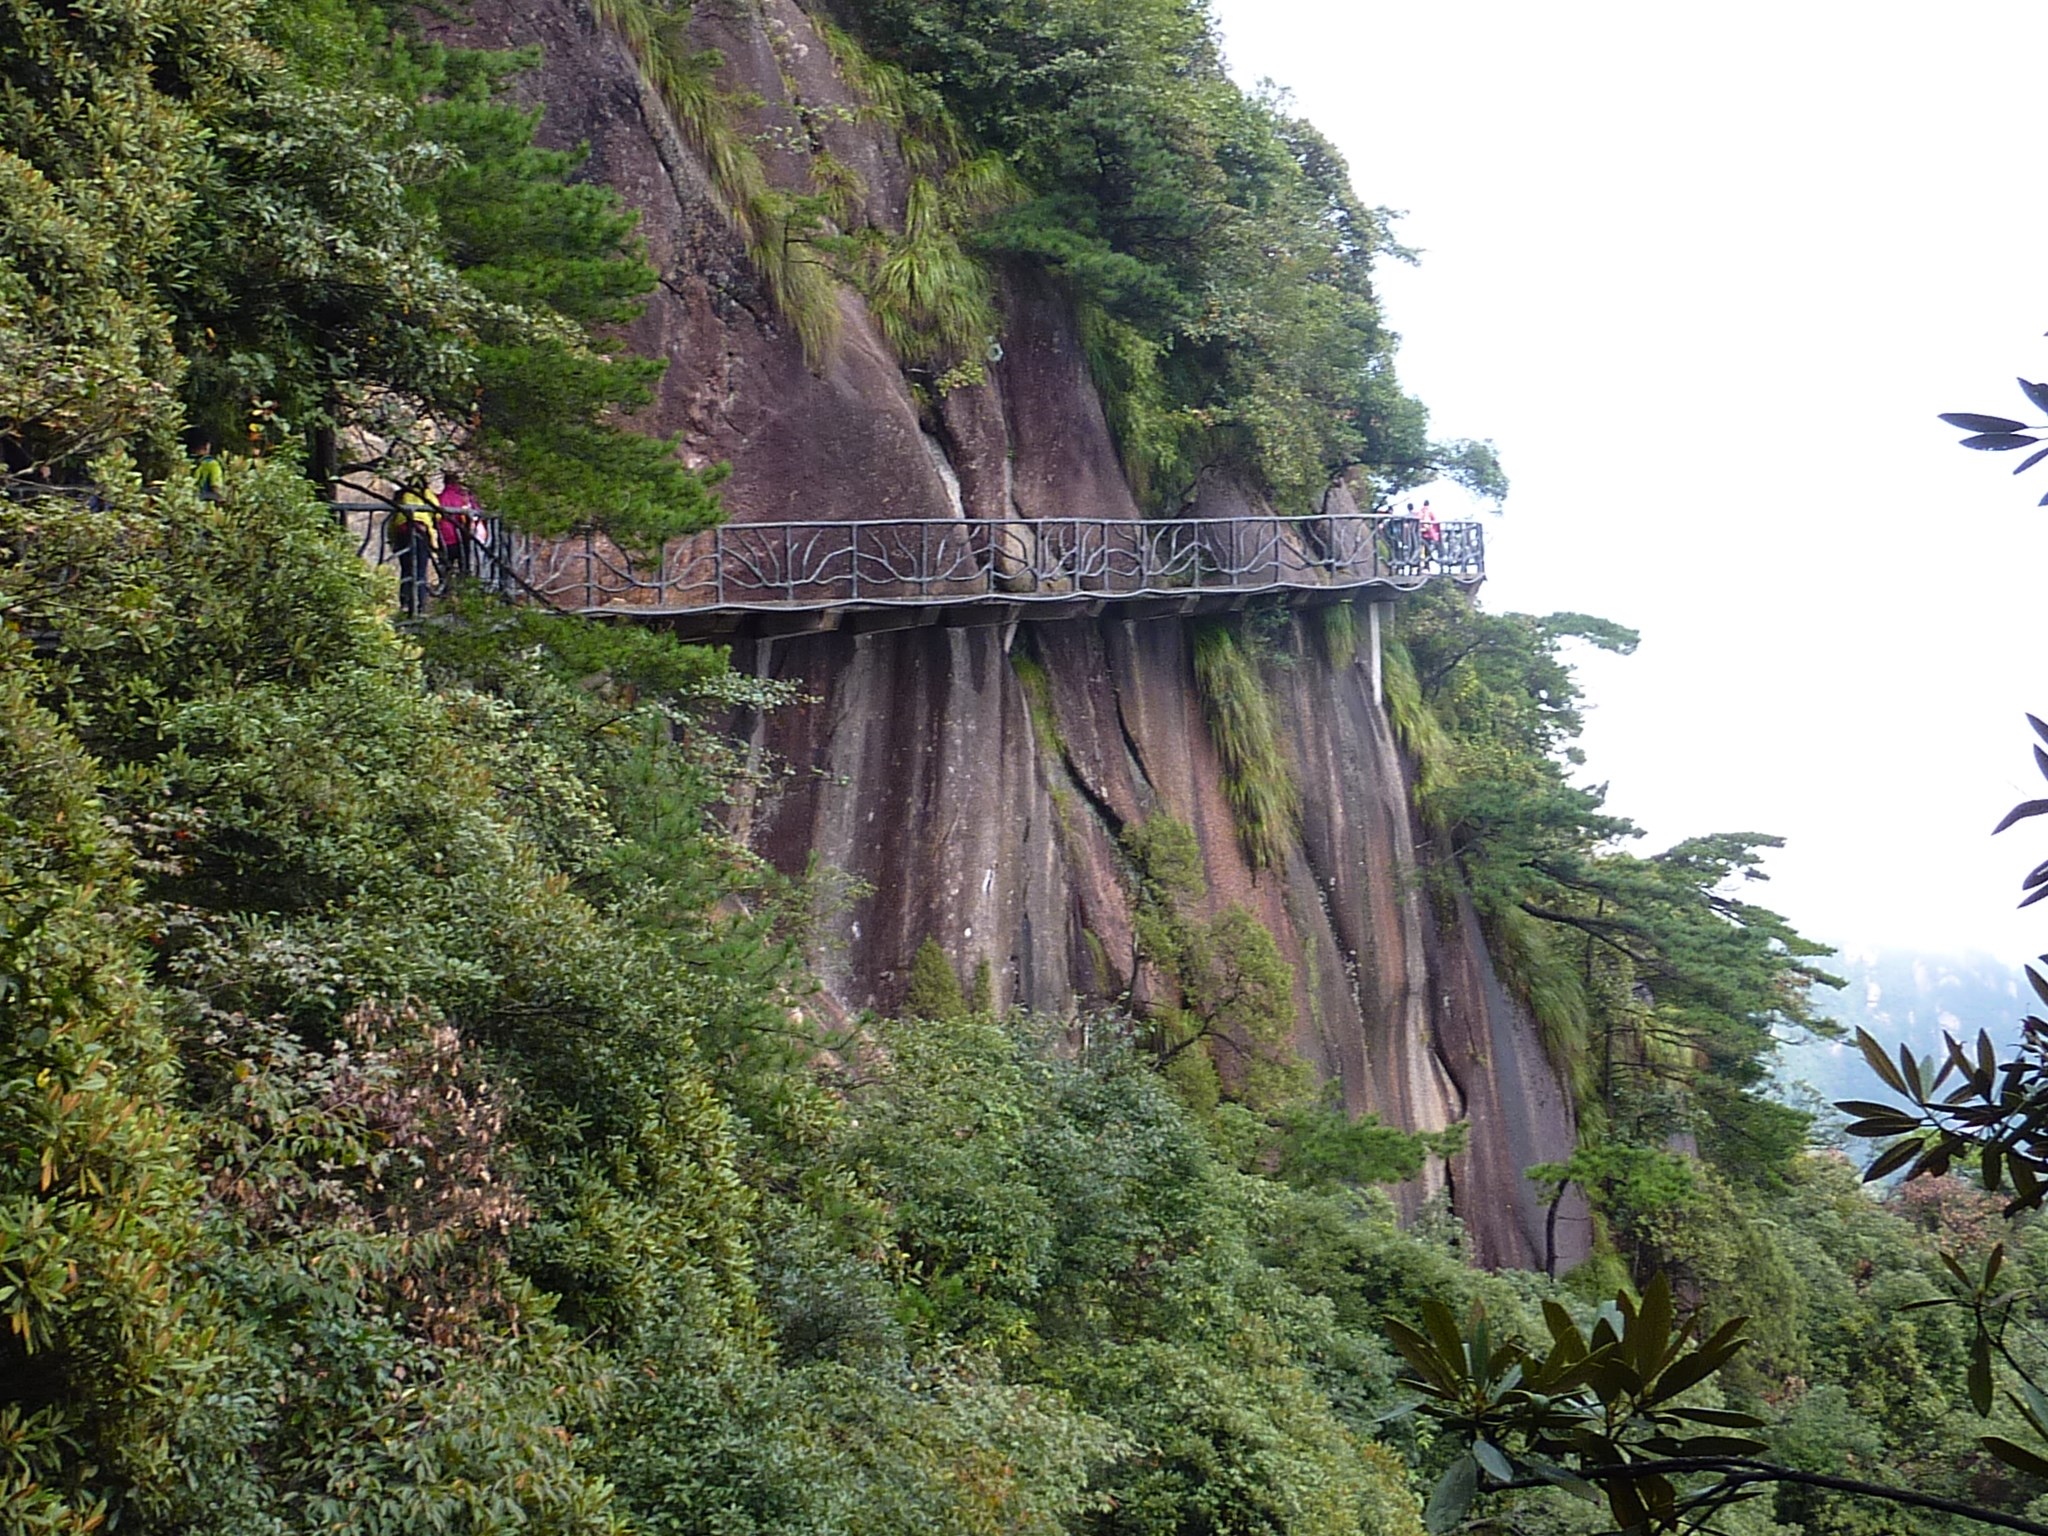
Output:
[7, 4, 2047, 1536]
[0, 0, 722, 543]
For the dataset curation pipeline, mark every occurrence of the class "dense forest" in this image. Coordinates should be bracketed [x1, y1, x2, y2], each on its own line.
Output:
[6, 1, 2048, 1534]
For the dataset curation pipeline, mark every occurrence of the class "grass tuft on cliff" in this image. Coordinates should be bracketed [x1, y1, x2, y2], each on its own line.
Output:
[1320, 601, 1362, 671]
[590, 0, 842, 363]
[1010, 649, 1067, 761]
[1192, 623, 1300, 872]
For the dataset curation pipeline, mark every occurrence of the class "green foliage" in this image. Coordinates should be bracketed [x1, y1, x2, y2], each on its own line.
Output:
[0, 646, 210, 1535]
[843, 0, 1502, 507]
[1192, 622, 1301, 872]
[1844, 724, 2048, 1220]
[166, 1005, 622, 1536]
[906, 936, 970, 1020]
[404, 55, 726, 544]
[1385, 585, 1835, 1222]
[832, 160, 1017, 385]
[811, 21, 1022, 386]
[1321, 600, 1363, 670]
[1274, 1091, 1466, 1191]
[590, 1, 1018, 386]
[174, 8, 479, 473]
[16, 11, 2025, 1528]
[0, 465, 779, 1525]
[10, 380, 2036, 1536]
[589, 0, 844, 367]
[1830, 736, 2048, 1497]
[1938, 386, 2048, 499]
[0, 0, 205, 472]
[833, 1012, 1439, 1536]
[1012, 648, 1067, 759]
[0, 0, 724, 543]
[1121, 814, 1306, 1110]
[1487, 902, 1597, 1108]
[1389, 1273, 1767, 1535]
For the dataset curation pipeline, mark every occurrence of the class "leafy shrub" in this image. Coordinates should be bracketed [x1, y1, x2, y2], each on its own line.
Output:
[905, 935, 970, 1020]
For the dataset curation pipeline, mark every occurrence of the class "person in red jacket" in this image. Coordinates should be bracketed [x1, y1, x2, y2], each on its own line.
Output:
[437, 475, 479, 579]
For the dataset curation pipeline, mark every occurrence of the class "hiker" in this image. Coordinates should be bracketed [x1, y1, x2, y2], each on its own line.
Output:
[388, 480, 441, 617]
[192, 440, 225, 503]
[437, 474, 477, 580]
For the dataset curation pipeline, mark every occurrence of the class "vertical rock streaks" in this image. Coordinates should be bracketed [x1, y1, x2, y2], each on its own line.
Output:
[441, 0, 1587, 1269]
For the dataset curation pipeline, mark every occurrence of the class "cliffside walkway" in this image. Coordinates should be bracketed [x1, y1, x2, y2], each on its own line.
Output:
[340, 506, 1484, 638]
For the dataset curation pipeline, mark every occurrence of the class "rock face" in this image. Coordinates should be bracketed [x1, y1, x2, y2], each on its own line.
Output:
[433, 0, 1590, 1270]
[734, 609, 1588, 1271]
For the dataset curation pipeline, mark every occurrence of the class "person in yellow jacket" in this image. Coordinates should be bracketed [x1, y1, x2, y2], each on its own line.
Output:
[191, 440, 225, 503]
[388, 481, 440, 617]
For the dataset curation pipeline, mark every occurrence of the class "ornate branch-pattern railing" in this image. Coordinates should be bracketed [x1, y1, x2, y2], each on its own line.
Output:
[508, 513, 1480, 615]
[335, 506, 1482, 616]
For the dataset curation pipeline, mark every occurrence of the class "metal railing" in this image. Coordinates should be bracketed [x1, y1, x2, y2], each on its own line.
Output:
[22, 493, 1482, 618]
[340, 504, 1482, 615]
[336, 508, 1483, 617]
[339, 501, 516, 603]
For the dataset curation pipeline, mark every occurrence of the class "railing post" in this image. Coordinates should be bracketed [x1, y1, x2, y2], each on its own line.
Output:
[921, 520, 930, 600]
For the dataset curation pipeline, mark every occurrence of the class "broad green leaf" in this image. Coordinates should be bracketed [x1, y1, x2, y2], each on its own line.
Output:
[1863, 1136, 1923, 1181]
[1633, 1272, 1673, 1379]
[1969, 1332, 1994, 1416]
[1386, 1319, 1453, 1389]
[1424, 1453, 1478, 1535]
[1855, 1030, 1910, 1095]
[1522, 1455, 1600, 1503]
[1420, 1297, 1467, 1372]
[1942, 412, 2030, 433]
[1984, 1435, 2048, 1480]
[1542, 1300, 1585, 1360]
[1837, 1099, 1915, 1120]
[1672, 1433, 1770, 1457]
[2015, 1380, 2048, 1437]
[1996, 801, 2048, 835]
[1670, 1405, 1767, 1427]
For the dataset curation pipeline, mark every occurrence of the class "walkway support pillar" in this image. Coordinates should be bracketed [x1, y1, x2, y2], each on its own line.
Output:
[1369, 600, 1386, 704]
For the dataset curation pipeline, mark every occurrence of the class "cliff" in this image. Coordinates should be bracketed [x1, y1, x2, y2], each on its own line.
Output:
[430, 0, 1589, 1271]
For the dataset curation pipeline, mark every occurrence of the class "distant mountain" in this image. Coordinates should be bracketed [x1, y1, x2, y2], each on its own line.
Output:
[1778, 947, 2028, 1122]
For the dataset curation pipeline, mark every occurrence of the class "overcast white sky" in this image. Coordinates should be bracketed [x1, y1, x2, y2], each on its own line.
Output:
[1214, 0, 2048, 961]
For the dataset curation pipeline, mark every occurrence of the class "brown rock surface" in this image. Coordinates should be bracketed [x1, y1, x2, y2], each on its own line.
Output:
[739, 607, 1589, 1270]
[440, 0, 1588, 1270]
